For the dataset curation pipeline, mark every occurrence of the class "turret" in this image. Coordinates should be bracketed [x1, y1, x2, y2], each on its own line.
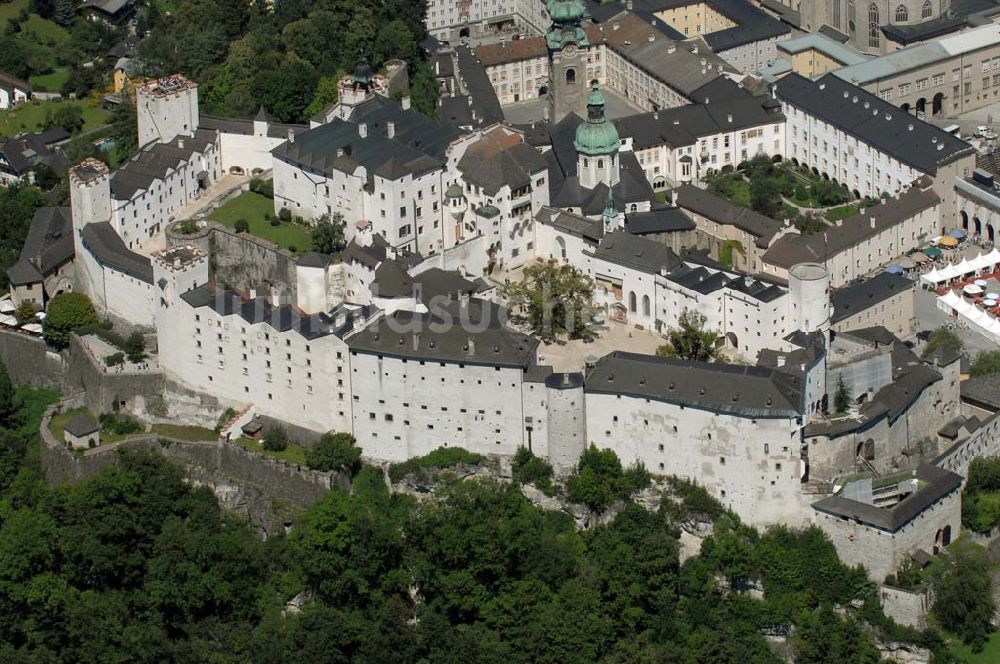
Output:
[152, 245, 209, 375]
[69, 158, 111, 233]
[545, 372, 587, 474]
[136, 74, 199, 147]
[788, 262, 831, 340]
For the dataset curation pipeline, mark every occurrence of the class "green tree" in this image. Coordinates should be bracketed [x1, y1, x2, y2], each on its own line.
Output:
[793, 604, 882, 664]
[262, 426, 289, 452]
[234, 219, 250, 233]
[0, 184, 46, 290]
[252, 57, 320, 124]
[53, 0, 77, 27]
[971, 350, 1000, 376]
[304, 75, 341, 118]
[811, 179, 849, 206]
[833, 375, 852, 415]
[750, 176, 782, 218]
[500, 259, 595, 341]
[44, 105, 84, 134]
[511, 446, 556, 495]
[305, 432, 362, 476]
[656, 309, 720, 362]
[930, 544, 995, 651]
[42, 292, 98, 348]
[922, 326, 963, 358]
[31, 163, 60, 190]
[566, 445, 649, 511]
[108, 92, 139, 160]
[123, 332, 146, 363]
[311, 213, 346, 255]
[0, 361, 21, 429]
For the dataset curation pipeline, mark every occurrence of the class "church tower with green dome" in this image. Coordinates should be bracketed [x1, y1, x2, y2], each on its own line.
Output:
[575, 81, 620, 190]
[547, 0, 589, 121]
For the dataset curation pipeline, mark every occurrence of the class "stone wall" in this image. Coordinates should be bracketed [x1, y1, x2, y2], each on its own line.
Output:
[0, 328, 65, 387]
[167, 219, 299, 304]
[39, 404, 348, 534]
[879, 585, 930, 630]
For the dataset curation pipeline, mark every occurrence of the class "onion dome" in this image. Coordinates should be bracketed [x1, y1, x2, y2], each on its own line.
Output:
[574, 82, 620, 156]
[547, 0, 585, 25]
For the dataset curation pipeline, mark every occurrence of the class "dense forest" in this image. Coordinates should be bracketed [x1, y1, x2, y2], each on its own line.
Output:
[0, 361, 974, 663]
[138, 0, 439, 122]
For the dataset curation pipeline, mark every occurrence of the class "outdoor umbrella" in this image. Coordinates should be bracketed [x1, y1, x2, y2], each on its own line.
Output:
[885, 265, 904, 274]
[975, 279, 989, 287]
[964, 283, 984, 295]
[923, 247, 943, 258]
[948, 228, 967, 239]
[938, 235, 959, 248]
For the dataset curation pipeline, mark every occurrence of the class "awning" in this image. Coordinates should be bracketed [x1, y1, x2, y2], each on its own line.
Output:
[964, 283, 984, 295]
[910, 252, 929, 264]
[948, 228, 967, 239]
[885, 265, 904, 274]
[894, 255, 917, 269]
[939, 236, 959, 247]
[923, 247, 943, 258]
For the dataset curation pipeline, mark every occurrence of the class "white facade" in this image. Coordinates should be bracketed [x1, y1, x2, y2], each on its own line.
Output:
[136, 75, 200, 148]
[425, 0, 549, 39]
[0, 82, 29, 110]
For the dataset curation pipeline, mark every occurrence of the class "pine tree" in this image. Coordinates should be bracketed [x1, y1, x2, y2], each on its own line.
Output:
[834, 375, 852, 415]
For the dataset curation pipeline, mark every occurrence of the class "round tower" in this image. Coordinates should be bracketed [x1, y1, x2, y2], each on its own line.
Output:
[575, 82, 620, 190]
[545, 372, 587, 474]
[788, 262, 830, 337]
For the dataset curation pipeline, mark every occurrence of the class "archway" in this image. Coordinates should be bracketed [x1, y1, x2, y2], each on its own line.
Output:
[538, 85, 548, 96]
[555, 236, 566, 260]
[628, 291, 637, 313]
[915, 97, 926, 118]
[901, 102, 910, 114]
[459, 26, 470, 39]
[652, 177, 666, 190]
[932, 93, 944, 116]
[566, 68, 576, 85]
[791, 157, 799, 167]
[960, 210, 968, 231]
[975, 216, 982, 236]
[725, 332, 738, 348]
[852, 189, 861, 199]
[990, 223, 996, 244]
[642, 294, 650, 317]
[811, 166, 819, 176]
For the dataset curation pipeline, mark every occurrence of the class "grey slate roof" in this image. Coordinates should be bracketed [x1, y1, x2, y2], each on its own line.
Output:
[774, 73, 975, 175]
[625, 207, 695, 234]
[180, 285, 375, 340]
[593, 231, 683, 274]
[535, 207, 604, 243]
[831, 273, 915, 324]
[674, 184, 782, 247]
[347, 298, 539, 368]
[111, 129, 216, 200]
[689, 76, 755, 104]
[586, 350, 804, 417]
[961, 373, 1000, 412]
[614, 95, 784, 150]
[1, 129, 67, 176]
[457, 135, 547, 196]
[454, 45, 504, 127]
[628, 0, 790, 51]
[80, 222, 153, 283]
[64, 412, 99, 437]
[199, 114, 307, 139]
[763, 185, 941, 269]
[348, 95, 465, 161]
[813, 463, 963, 532]
[271, 117, 444, 183]
[6, 207, 74, 286]
[341, 234, 422, 270]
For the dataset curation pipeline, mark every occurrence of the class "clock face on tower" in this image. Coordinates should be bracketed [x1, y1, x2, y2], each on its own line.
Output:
[564, 43, 577, 56]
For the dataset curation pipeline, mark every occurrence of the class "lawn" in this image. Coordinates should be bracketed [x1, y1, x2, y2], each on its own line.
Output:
[49, 407, 130, 445]
[825, 204, 859, 222]
[152, 423, 218, 442]
[208, 189, 314, 254]
[234, 436, 308, 466]
[0, 99, 110, 138]
[29, 67, 70, 93]
[948, 631, 1000, 663]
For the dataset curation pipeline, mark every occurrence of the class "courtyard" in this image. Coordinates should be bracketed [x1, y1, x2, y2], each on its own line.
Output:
[207, 189, 314, 254]
[535, 319, 664, 372]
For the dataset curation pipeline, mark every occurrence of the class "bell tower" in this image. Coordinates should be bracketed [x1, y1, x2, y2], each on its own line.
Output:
[574, 82, 620, 190]
[547, 0, 589, 121]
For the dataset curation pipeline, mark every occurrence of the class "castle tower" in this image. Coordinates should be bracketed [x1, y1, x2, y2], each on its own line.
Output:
[152, 245, 210, 376]
[545, 372, 587, 474]
[136, 75, 199, 148]
[337, 58, 377, 120]
[547, 0, 589, 121]
[575, 82, 620, 190]
[69, 158, 112, 233]
[788, 262, 831, 339]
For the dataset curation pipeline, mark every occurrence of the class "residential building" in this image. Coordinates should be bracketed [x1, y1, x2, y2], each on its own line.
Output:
[831, 273, 916, 338]
[0, 71, 30, 109]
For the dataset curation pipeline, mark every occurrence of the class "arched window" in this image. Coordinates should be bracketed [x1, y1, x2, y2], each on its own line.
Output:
[868, 3, 880, 49]
[597, 159, 604, 169]
[642, 295, 650, 317]
[628, 291, 637, 313]
[922, 0, 932, 17]
[895, 4, 908, 21]
[583, 157, 589, 167]
[566, 68, 576, 84]
[848, 0, 856, 31]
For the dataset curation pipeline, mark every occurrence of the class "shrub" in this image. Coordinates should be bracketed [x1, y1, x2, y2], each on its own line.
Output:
[262, 426, 289, 452]
[288, 245, 297, 253]
[566, 445, 651, 511]
[175, 219, 199, 235]
[104, 352, 125, 367]
[99, 412, 143, 436]
[270, 218, 280, 227]
[123, 332, 146, 363]
[389, 446, 482, 483]
[250, 178, 274, 198]
[305, 432, 362, 476]
[278, 207, 292, 222]
[234, 219, 250, 233]
[14, 301, 37, 325]
[511, 446, 556, 496]
[215, 407, 237, 433]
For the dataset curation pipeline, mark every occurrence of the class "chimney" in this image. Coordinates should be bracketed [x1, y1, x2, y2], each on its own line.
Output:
[870, 216, 876, 229]
[670, 190, 678, 206]
[727, 114, 732, 123]
[402, 96, 411, 110]
[467, 338, 476, 356]
[836, 218, 843, 226]
[287, 128, 295, 144]
[648, 33, 655, 42]
[653, 111, 659, 120]
[819, 83, 826, 90]
[908, 123, 914, 131]
[626, 0, 633, 8]
[412, 333, 420, 351]
[387, 121, 396, 139]
[359, 123, 368, 138]
[859, 207, 866, 215]
[178, 138, 184, 149]
[668, 44, 676, 53]
[692, 44, 698, 54]
[700, 57, 706, 67]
